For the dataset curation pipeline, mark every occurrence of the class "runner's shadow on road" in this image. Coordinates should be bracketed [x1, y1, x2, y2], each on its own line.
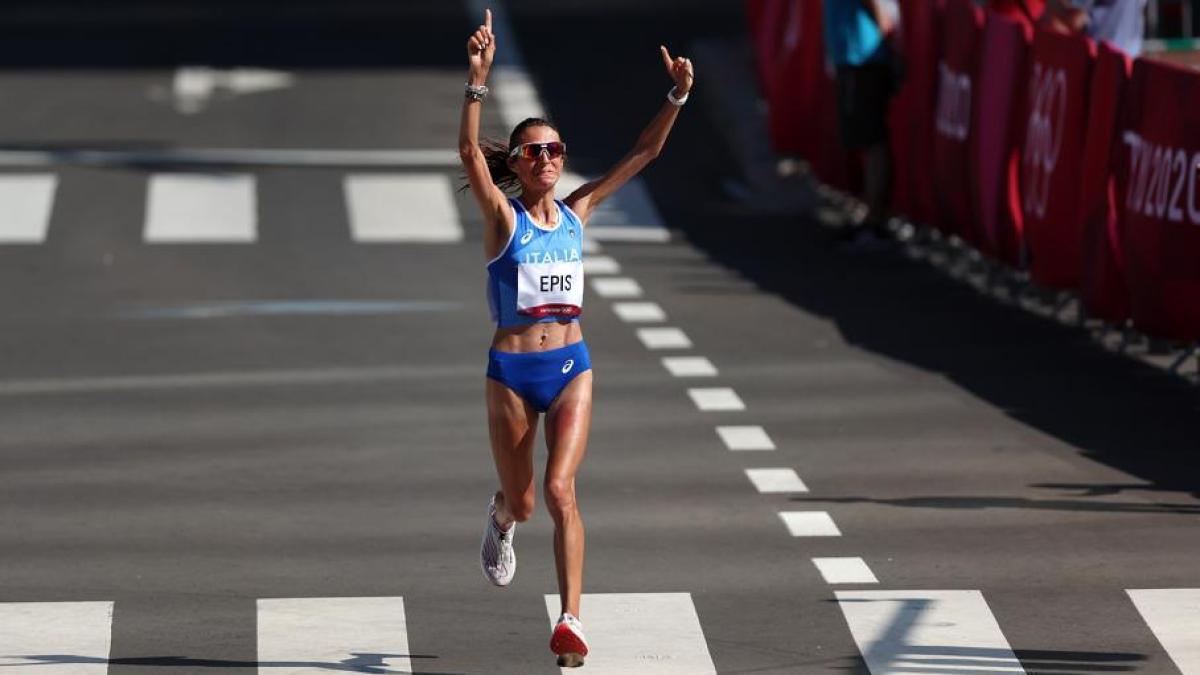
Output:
[16, 653, 463, 674]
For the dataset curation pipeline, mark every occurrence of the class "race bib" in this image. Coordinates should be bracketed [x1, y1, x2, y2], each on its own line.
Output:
[516, 261, 584, 318]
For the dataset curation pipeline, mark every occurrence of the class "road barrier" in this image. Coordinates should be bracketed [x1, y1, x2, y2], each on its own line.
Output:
[748, 0, 1200, 345]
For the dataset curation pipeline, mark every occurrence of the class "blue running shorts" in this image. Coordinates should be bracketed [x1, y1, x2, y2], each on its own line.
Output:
[487, 341, 592, 412]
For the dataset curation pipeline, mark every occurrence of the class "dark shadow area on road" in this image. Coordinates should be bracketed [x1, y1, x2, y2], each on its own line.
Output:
[512, 4, 1200, 506]
[0, 1, 470, 68]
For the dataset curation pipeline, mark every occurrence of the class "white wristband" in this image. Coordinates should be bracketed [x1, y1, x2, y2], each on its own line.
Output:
[667, 87, 689, 106]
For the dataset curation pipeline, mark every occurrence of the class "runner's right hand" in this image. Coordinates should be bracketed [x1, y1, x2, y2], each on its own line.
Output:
[467, 9, 496, 80]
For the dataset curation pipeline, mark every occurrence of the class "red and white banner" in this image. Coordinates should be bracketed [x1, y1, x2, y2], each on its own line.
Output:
[931, 0, 983, 237]
[1114, 57, 1200, 341]
[970, 13, 1030, 261]
[1079, 43, 1132, 324]
[766, 0, 826, 159]
[890, 0, 943, 224]
[1018, 30, 1095, 287]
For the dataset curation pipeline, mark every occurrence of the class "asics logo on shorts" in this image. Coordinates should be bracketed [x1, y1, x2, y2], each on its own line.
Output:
[562, 359, 574, 374]
[520, 230, 534, 245]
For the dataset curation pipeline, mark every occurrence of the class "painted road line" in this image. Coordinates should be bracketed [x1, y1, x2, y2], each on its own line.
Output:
[778, 511, 841, 537]
[583, 255, 620, 274]
[612, 302, 665, 323]
[836, 590, 1025, 674]
[662, 356, 718, 377]
[591, 277, 643, 299]
[716, 425, 776, 451]
[145, 173, 256, 243]
[636, 328, 693, 350]
[812, 557, 878, 584]
[544, 593, 716, 674]
[1128, 589, 1200, 674]
[257, 597, 410, 674]
[582, 238, 603, 254]
[0, 148, 460, 169]
[345, 174, 462, 242]
[0, 174, 57, 243]
[745, 468, 808, 493]
[688, 387, 745, 411]
[0, 601, 113, 671]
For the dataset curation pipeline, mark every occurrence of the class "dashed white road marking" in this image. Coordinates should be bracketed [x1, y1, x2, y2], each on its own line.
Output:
[812, 557, 878, 584]
[582, 238, 603, 254]
[145, 173, 257, 243]
[745, 468, 808, 493]
[591, 277, 643, 298]
[716, 425, 776, 450]
[0, 174, 57, 243]
[636, 327, 693, 350]
[583, 255, 620, 274]
[257, 597, 411, 674]
[662, 356, 718, 377]
[344, 173, 462, 242]
[687, 387, 745, 411]
[544, 593, 716, 674]
[835, 590, 1025, 674]
[778, 511, 841, 536]
[1127, 589, 1200, 674]
[612, 302, 666, 323]
[0, 601, 113, 671]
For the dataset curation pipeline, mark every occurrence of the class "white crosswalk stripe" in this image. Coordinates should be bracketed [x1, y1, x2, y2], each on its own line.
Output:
[0, 171, 669, 246]
[836, 590, 1026, 674]
[256, 596, 411, 675]
[1127, 589, 1200, 674]
[0, 601, 113, 673]
[0, 174, 57, 243]
[344, 173, 463, 242]
[544, 593, 716, 674]
[144, 173, 257, 243]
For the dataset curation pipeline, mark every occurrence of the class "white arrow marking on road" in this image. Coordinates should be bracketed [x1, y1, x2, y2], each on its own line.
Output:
[0, 601, 113, 672]
[544, 593, 716, 674]
[836, 590, 1026, 674]
[1128, 589, 1200, 674]
[173, 67, 295, 114]
[257, 597, 411, 674]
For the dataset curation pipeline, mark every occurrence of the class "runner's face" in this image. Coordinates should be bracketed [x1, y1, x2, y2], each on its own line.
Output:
[510, 127, 563, 192]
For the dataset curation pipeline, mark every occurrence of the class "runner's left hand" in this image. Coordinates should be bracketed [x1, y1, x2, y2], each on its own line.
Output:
[659, 46, 694, 96]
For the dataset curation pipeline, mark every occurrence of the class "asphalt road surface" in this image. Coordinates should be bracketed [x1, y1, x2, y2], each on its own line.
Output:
[1, 2, 1198, 674]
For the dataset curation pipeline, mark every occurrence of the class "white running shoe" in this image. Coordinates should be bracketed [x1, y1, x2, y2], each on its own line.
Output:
[550, 612, 589, 668]
[480, 495, 515, 586]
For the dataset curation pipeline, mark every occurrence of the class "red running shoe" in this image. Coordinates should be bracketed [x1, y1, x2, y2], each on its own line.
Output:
[550, 612, 589, 668]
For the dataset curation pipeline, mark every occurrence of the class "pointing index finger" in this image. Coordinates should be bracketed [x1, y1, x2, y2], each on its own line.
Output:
[485, 8, 492, 30]
[660, 45, 673, 70]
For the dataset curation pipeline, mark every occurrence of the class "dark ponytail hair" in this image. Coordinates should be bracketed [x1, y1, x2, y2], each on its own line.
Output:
[461, 117, 561, 194]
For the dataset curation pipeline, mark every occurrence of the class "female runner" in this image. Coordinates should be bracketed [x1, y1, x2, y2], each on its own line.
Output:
[458, 9, 694, 667]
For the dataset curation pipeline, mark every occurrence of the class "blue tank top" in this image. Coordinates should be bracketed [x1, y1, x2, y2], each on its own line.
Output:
[487, 198, 585, 328]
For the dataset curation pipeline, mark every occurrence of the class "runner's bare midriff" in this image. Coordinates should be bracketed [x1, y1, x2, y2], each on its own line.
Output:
[492, 319, 583, 353]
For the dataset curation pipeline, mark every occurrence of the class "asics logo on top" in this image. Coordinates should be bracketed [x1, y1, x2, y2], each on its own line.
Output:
[520, 230, 534, 245]
[562, 359, 574, 374]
